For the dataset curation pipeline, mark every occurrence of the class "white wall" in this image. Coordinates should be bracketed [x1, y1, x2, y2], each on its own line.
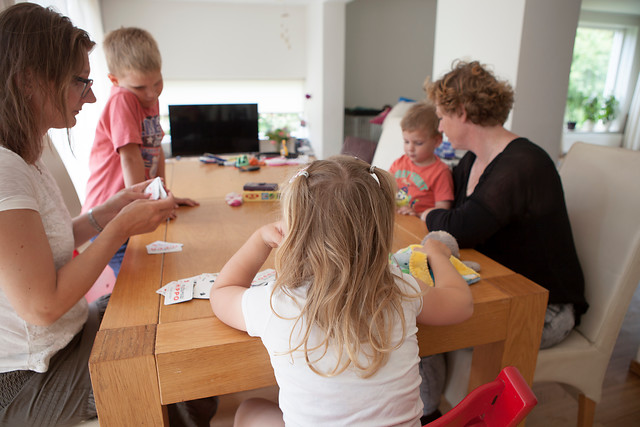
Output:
[432, 0, 525, 90]
[432, 0, 581, 161]
[100, 0, 307, 80]
[305, 1, 346, 159]
[100, 0, 348, 160]
[344, 0, 437, 109]
[511, 0, 581, 161]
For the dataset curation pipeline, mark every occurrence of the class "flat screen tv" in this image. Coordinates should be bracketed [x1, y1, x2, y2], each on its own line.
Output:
[168, 103, 259, 156]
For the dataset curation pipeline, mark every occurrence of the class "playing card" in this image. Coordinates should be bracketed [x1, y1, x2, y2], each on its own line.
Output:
[144, 176, 168, 200]
[251, 268, 276, 287]
[156, 269, 276, 304]
[146, 240, 183, 254]
[193, 273, 218, 299]
[163, 278, 194, 305]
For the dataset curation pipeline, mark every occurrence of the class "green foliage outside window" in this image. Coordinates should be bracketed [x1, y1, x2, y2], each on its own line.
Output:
[259, 113, 302, 140]
[565, 26, 617, 126]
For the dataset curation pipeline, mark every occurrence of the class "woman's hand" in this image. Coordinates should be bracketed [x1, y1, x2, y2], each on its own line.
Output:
[107, 192, 178, 240]
[98, 179, 157, 224]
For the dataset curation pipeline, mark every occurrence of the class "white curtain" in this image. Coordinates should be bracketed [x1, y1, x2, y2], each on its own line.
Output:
[30, 0, 108, 204]
[623, 72, 640, 151]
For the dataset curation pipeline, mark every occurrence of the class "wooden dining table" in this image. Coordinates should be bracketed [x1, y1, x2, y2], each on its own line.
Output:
[89, 157, 548, 425]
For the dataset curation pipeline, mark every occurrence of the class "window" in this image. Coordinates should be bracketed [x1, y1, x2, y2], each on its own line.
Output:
[565, 22, 638, 132]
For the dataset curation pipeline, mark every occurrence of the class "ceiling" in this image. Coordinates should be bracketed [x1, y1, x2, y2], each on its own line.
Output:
[581, 0, 640, 16]
[165, 0, 640, 16]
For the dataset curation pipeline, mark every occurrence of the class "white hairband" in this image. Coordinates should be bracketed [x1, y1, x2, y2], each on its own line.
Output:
[289, 168, 309, 183]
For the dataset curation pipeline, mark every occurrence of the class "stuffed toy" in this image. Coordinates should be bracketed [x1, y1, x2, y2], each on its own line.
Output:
[389, 230, 481, 286]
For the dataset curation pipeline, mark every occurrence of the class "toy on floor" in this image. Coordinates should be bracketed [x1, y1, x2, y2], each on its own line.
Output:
[389, 230, 481, 286]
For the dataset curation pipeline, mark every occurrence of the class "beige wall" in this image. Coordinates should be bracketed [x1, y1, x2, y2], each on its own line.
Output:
[345, 0, 437, 109]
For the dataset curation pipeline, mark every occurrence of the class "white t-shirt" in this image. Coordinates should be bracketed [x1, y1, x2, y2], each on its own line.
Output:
[0, 146, 88, 373]
[242, 266, 423, 426]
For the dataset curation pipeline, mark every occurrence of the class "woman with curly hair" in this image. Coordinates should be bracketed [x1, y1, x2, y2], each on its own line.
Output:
[418, 59, 588, 417]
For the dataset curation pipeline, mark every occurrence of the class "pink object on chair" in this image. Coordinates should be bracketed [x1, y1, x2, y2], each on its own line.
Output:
[85, 265, 116, 303]
[425, 366, 537, 427]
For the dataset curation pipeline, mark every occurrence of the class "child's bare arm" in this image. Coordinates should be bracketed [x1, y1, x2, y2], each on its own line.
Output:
[415, 239, 474, 326]
[119, 143, 146, 187]
[210, 222, 284, 331]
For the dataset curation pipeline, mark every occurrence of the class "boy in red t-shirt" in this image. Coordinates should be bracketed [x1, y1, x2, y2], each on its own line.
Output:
[83, 28, 197, 276]
[388, 101, 453, 221]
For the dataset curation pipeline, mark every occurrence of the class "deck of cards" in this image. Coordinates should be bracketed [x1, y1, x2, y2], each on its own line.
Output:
[144, 176, 168, 200]
[156, 269, 276, 305]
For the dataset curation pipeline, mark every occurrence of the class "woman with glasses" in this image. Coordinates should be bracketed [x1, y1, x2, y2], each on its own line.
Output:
[0, 4, 178, 425]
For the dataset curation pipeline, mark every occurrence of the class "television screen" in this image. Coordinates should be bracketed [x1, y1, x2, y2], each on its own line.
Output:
[168, 103, 259, 156]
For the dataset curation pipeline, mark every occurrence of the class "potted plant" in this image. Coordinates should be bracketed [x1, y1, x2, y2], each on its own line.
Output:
[565, 89, 584, 130]
[582, 96, 600, 131]
[266, 127, 290, 144]
[599, 95, 619, 130]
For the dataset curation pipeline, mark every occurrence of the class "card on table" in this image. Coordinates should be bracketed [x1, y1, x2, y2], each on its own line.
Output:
[156, 269, 277, 304]
[146, 240, 183, 254]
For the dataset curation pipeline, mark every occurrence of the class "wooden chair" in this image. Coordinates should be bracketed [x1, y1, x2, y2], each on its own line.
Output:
[533, 142, 640, 426]
[426, 366, 537, 427]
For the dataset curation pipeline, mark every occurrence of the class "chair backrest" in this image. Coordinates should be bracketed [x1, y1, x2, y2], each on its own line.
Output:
[559, 142, 640, 351]
[341, 136, 378, 164]
[40, 138, 82, 217]
[426, 366, 537, 427]
[371, 101, 414, 171]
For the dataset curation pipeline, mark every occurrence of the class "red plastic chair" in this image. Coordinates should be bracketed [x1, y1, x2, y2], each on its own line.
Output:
[426, 366, 537, 427]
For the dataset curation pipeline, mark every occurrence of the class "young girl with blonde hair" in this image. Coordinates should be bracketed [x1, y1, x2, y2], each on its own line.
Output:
[210, 155, 473, 426]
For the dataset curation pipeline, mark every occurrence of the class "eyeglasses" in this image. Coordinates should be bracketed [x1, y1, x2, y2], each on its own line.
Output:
[73, 76, 93, 98]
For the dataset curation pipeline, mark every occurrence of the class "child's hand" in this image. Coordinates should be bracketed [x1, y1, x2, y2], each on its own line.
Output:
[173, 196, 199, 207]
[259, 221, 284, 249]
[417, 238, 452, 259]
[396, 206, 418, 216]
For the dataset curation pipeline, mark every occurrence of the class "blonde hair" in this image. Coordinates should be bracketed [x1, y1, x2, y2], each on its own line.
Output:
[0, 3, 94, 164]
[274, 155, 413, 378]
[400, 101, 442, 139]
[104, 27, 161, 76]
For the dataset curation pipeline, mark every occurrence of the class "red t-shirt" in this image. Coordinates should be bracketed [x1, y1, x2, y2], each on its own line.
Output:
[389, 155, 453, 213]
[83, 86, 164, 212]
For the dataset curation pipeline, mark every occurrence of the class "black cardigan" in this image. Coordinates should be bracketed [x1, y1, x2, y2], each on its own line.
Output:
[427, 138, 588, 320]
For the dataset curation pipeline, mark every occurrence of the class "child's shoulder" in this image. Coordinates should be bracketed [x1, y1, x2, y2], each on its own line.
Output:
[109, 86, 139, 102]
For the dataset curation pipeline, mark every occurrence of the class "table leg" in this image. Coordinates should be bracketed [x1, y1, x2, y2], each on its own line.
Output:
[470, 274, 548, 390]
[89, 325, 168, 426]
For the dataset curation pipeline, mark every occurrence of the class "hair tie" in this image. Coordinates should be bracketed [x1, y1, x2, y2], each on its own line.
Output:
[289, 167, 309, 183]
[369, 165, 380, 186]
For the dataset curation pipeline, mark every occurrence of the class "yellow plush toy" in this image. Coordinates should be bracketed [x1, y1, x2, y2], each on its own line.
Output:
[389, 231, 481, 286]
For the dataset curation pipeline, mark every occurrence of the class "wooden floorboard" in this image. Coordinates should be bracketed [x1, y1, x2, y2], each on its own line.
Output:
[210, 283, 640, 426]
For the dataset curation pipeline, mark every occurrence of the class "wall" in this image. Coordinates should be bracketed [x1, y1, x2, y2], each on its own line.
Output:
[305, 1, 346, 159]
[100, 0, 348, 160]
[344, 0, 437, 109]
[100, 0, 307, 80]
[432, 0, 581, 161]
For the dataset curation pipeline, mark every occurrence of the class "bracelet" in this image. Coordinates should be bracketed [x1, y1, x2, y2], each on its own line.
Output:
[88, 208, 104, 233]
